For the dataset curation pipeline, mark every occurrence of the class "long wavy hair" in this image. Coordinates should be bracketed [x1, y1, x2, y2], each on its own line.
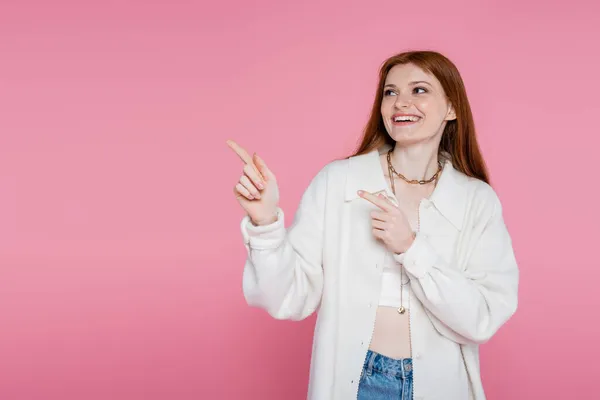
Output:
[351, 50, 489, 184]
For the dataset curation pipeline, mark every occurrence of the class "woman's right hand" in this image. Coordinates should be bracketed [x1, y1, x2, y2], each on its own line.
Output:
[227, 140, 280, 226]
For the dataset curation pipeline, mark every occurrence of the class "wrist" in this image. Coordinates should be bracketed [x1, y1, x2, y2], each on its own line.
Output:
[251, 212, 278, 226]
[396, 232, 416, 254]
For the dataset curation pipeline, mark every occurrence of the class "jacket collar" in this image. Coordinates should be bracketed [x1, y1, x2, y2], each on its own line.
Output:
[344, 145, 468, 230]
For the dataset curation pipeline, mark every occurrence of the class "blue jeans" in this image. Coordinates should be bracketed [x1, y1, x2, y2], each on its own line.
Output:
[357, 349, 413, 400]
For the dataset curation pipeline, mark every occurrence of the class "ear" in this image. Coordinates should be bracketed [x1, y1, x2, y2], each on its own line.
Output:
[446, 104, 457, 121]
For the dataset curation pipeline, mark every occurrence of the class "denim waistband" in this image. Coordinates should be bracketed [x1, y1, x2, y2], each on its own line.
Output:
[363, 349, 413, 379]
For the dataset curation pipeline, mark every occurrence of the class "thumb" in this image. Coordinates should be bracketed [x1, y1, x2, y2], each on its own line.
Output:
[253, 153, 274, 180]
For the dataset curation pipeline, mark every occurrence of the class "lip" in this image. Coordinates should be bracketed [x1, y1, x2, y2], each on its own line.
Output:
[392, 112, 421, 119]
[391, 113, 422, 126]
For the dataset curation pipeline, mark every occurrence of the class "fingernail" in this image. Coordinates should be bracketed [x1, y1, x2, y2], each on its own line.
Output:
[357, 190, 363, 195]
[257, 182, 264, 189]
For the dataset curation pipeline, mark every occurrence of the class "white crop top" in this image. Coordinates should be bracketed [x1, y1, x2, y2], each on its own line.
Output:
[378, 252, 412, 309]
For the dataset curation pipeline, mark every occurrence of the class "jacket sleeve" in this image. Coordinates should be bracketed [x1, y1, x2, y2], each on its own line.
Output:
[394, 189, 519, 345]
[240, 165, 329, 321]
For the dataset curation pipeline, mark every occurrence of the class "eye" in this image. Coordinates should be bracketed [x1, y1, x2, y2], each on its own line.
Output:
[414, 87, 428, 94]
[383, 89, 396, 96]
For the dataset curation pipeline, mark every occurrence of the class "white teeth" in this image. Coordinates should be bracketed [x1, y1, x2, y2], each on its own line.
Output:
[394, 116, 420, 122]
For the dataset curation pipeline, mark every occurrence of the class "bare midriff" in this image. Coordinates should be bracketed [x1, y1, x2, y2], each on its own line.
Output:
[369, 306, 412, 358]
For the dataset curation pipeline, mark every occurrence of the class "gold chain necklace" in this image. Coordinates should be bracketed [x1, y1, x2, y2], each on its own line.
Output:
[386, 149, 443, 187]
[385, 150, 442, 315]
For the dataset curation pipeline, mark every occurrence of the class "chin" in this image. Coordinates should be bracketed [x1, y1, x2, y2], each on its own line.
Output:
[387, 130, 439, 147]
[388, 131, 424, 144]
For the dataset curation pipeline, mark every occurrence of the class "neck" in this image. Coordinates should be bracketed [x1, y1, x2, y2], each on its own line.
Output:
[389, 143, 440, 181]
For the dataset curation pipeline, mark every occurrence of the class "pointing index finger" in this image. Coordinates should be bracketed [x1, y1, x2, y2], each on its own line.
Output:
[226, 139, 253, 164]
[226, 139, 265, 181]
[358, 190, 393, 211]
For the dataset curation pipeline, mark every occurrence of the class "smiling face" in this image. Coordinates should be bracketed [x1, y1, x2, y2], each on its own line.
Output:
[381, 63, 456, 146]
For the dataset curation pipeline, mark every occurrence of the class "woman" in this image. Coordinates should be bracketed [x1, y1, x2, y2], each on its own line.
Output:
[228, 50, 519, 400]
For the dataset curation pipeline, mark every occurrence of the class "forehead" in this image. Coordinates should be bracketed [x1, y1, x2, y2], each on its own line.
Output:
[384, 63, 440, 87]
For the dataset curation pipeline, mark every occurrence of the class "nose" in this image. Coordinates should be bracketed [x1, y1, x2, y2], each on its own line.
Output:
[393, 93, 412, 109]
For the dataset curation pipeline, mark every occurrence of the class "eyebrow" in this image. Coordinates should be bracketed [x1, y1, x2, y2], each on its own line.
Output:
[384, 81, 433, 88]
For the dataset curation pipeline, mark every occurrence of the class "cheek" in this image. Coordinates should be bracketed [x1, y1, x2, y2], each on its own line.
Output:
[417, 100, 445, 121]
[415, 99, 432, 113]
[380, 98, 393, 114]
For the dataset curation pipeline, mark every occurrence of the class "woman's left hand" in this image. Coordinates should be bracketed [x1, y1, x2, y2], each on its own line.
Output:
[358, 190, 415, 254]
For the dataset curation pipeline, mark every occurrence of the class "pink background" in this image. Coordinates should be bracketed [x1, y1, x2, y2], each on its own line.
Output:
[1, 0, 599, 399]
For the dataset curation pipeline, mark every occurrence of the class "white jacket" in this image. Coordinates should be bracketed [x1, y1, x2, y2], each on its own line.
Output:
[240, 147, 519, 400]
